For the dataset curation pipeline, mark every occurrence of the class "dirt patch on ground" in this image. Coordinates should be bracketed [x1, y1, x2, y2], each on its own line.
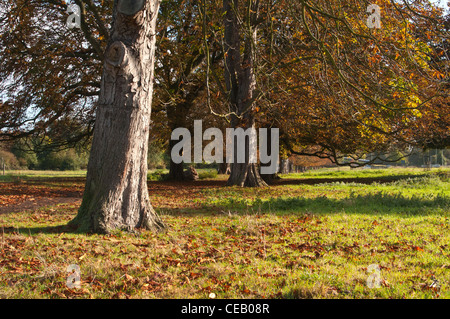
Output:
[0, 181, 84, 214]
[0, 197, 81, 214]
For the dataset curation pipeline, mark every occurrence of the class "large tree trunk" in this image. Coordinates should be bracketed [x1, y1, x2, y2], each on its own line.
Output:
[166, 85, 203, 181]
[223, 0, 267, 187]
[226, 113, 267, 187]
[168, 138, 185, 180]
[69, 0, 164, 234]
[166, 102, 189, 181]
[279, 158, 291, 174]
[260, 128, 280, 184]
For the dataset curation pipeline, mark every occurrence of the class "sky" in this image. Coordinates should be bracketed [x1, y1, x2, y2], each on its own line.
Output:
[433, 0, 449, 12]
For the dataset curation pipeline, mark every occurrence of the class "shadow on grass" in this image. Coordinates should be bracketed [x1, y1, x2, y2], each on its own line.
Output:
[3, 191, 448, 236]
[199, 191, 450, 216]
[270, 174, 429, 186]
[1, 223, 82, 235]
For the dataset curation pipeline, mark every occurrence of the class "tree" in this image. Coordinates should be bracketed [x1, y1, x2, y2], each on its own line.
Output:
[412, 12, 450, 150]
[257, 0, 449, 167]
[0, 0, 110, 148]
[222, 0, 268, 187]
[1, 0, 447, 191]
[69, 0, 164, 234]
[152, 0, 205, 180]
[151, 0, 225, 181]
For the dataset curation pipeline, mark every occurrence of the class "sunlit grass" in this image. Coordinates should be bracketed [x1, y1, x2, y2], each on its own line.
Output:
[281, 166, 446, 179]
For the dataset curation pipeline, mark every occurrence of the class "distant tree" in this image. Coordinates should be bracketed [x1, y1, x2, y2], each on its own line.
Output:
[0, 0, 110, 147]
[222, 0, 268, 187]
[259, 0, 449, 168]
[0, 148, 21, 169]
[151, 0, 225, 181]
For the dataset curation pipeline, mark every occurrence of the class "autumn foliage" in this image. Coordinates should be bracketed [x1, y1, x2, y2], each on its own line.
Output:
[0, 0, 448, 173]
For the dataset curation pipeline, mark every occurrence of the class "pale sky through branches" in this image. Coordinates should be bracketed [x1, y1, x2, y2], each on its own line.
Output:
[432, 0, 449, 12]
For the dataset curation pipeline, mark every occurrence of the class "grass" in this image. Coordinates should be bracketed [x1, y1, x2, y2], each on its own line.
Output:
[0, 167, 449, 299]
[281, 166, 436, 180]
[0, 170, 87, 182]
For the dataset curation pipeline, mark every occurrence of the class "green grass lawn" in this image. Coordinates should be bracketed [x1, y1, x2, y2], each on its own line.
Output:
[282, 166, 440, 179]
[0, 170, 87, 181]
[0, 167, 449, 299]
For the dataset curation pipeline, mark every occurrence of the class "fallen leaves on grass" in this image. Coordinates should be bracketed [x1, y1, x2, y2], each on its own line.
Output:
[1, 174, 450, 299]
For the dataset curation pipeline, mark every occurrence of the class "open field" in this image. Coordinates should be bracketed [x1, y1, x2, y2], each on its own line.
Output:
[0, 167, 449, 299]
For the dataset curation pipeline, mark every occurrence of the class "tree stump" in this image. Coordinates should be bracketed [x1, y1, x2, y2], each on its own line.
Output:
[184, 166, 199, 181]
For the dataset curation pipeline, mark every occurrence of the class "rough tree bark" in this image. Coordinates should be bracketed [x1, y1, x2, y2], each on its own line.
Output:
[168, 137, 186, 181]
[223, 0, 267, 187]
[279, 158, 290, 174]
[69, 0, 165, 233]
[260, 128, 280, 184]
[166, 84, 204, 181]
[218, 160, 231, 174]
[167, 102, 189, 181]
